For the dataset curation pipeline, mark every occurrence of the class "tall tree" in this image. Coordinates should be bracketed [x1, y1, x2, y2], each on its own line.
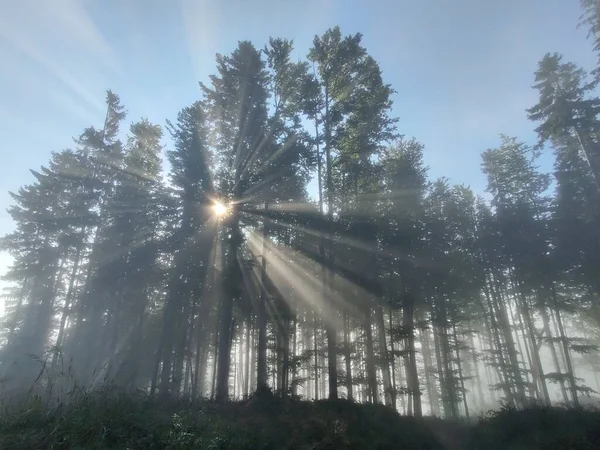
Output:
[155, 102, 213, 396]
[528, 53, 600, 191]
[308, 26, 396, 400]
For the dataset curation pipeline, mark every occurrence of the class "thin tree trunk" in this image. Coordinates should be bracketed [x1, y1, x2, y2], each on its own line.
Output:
[420, 326, 441, 416]
[191, 328, 205, 399]
[323, 87, 337, 400]
[452, 322, 469, 419]
[388, 307, 398, 410]
[508, 297, 538, 400]
[516, 287, 550, 405]
[257, 203, 269, 392]
[403, 296, 422, 417]
[215, 225, 239, 402]
[489, 276, 529, 405]
[470, 333, 486, 412]
[483, 300, 510, 403]
[313, 311, 319, 400]
[244, 320, 251, 397]
[376, 305, 392, 406]
[539, 306, 568, 403]
[439, 320, 458, 418]
[211, 330, 218, 399]
[173, 296, 193, 394]
[52, 246, 82, 368]
[291, 319, 297, 396]
[488, 293, 517, 405]
[344, 313, 353, 401]
[249, 323, 257, 394]
[320, 333, 327, 400]
[433, 324, 448, 416]
[183, 352, 191, 397]
[364, 307, 379, 403]
[554, 307, 579, 406]
[237, 324, 245, 399]
[215, 284, 233, 403]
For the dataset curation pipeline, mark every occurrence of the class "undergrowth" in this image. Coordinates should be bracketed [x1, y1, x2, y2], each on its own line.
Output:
[466, 403, 600, 450]
[0, 387, 443, 449]
[1, 387, 599, 449]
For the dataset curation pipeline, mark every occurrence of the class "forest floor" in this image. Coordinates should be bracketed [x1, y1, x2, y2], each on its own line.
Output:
[1, 387, 599, 449]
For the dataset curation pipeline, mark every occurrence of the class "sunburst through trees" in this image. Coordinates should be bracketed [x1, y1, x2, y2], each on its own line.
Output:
[1, 17, 600, 420]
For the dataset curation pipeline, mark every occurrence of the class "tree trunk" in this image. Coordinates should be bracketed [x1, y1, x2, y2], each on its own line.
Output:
[403, 296, 422, 417]
[291, 319, 298, 396]
[313, 311, 319, 400]
[323, 87, 337, 400]
[440, 321, 458, 418]
[554, 308, 579, 406]
[452, 322, 469, 419]
[211, 330, 219, 399]
[52, 246, 82, 368]
[249, 323, 257, 394]
[364, 307, 379, 403]
[237, 325, 245, 399]
[482, 284, 514, 405]
[469, 333, 486, 412]
[320, 335, 327, 400]
[173, 295, 193, 394]
[489, 276, 529, 405]
[539, 306, 568, 403]
[375, 305, 392, 406]
[388, 307, 398, 410]
[420, 326, 441, 416]
[244, 320, 251, 397]
[344, 313, 353, 401]
[516, 287, 550, 405]
[511, 297, 541, 401]
[215, 213, 242, 403]
[257, 203, 269, 392]
[192, 330, 206, 399]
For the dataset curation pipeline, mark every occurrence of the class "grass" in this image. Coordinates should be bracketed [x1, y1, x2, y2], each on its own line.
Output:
[1, 387, 599, 449]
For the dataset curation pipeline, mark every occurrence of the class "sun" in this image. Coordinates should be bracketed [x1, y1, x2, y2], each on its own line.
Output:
[212, 201, 229, 217]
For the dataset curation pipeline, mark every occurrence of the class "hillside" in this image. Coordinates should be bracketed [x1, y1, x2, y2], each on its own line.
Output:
[1, 388, 599, 449]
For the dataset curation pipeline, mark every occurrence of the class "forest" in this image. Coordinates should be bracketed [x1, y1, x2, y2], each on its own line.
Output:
[1, 1, 600, 449]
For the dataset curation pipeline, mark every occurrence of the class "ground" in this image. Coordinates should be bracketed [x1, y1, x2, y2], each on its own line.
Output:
[1, 388, 599, 449]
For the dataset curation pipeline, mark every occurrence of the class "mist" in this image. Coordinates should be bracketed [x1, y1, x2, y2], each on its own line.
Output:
[1, 3, 600, 449]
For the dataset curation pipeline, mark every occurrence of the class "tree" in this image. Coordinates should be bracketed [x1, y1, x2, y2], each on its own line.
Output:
[580, 0, 600, 78]
[308, 26, 397, 401]
[67, 91, 128, 383]
[155, 102, 213, 396]
[482, 136, 557, 405]
[528, 53, 600, 191]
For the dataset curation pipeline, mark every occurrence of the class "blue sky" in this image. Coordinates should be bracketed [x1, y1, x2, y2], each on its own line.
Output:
[0, 0, 596, 299]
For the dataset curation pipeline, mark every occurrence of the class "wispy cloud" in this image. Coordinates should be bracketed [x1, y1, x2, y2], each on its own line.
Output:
[181, 0, 222, 80]
[0, 0, 120, 116]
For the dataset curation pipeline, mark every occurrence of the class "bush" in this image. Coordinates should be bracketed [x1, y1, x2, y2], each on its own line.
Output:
[466, 404, 600, 450]
[0, 388, 443, 449]
[4, 388, 598, 449]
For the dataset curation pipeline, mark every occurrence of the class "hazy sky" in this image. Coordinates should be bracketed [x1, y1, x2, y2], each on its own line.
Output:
[0, 0, 596, 297]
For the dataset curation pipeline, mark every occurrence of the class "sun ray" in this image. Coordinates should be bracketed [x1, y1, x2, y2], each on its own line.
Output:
[246, 230, 368, 329]
[241, 208, 429, 269]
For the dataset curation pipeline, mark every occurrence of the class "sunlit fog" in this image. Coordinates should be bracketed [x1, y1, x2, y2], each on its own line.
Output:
[1, 1, 600, 448]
